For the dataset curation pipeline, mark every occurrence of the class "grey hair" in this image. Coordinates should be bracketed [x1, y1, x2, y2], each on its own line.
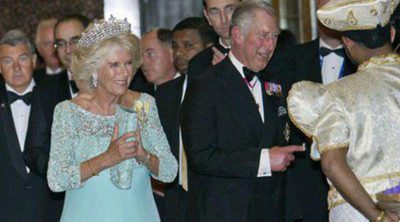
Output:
[230, 0, 278, 36]
[0, 29, 36, 55]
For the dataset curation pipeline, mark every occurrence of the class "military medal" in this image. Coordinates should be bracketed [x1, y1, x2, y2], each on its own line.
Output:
[264, 81, 282, 97]
[284, 122, 290, 142]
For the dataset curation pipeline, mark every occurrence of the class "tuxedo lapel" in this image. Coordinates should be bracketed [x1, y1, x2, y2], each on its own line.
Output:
[60, 71, 72, 100]
[216, 59, 263, 141]
[155, 76, 185, 158]
[259, 80, 280, 147]
[342, 56, 356, 77]
[310, 38, 355, 81]
[0, 84, 28, 179]
[308, 39, 323, 83]
[25, 87, 48, 149]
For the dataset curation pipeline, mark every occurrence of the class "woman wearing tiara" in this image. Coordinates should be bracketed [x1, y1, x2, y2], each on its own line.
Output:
[47, 17, 177, 222]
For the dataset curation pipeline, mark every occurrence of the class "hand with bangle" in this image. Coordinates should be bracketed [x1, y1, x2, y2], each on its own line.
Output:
[132, 130, 160, 176]
[133, 130, 151, 166]
[375, 210, 399, 222]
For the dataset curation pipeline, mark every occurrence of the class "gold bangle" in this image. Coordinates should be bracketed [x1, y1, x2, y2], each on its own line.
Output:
[138, 152, 151, 166]
[87, 160, 98, 176]
[375, 211, 386, 222]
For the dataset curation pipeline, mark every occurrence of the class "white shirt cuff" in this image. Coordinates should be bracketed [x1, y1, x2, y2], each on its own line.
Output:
[257, 148, 272, 177]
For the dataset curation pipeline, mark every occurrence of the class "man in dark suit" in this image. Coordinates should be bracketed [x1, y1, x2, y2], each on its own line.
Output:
[187, 0, 240, 83]
[172, 17, 214, 76]
[128, 68, 155, 96]
[141, 19, 213, 221]
[22, 14, 90, 222]
[24, 14, 91, 178]
[49, 14, 90, 100]
[33, 18, 63, 83]
[290, 0, 356, 85]
[0, 29, 55, 222]
[181, 2, 304, 221]
[141, 28, 177, 221]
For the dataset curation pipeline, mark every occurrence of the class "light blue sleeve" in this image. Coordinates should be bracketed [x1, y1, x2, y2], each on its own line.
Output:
[140, 94, 178, 183]
[47, 102, 82, 192]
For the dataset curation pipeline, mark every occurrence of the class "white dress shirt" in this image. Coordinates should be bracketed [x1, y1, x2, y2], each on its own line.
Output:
[319, 39, 345, 85]
[46, 66, 63, 75]
[229, 52, 271, 177]
[68, 70, 78, 98]
[310, 39, 346, 159]
[6, 80, 35, 153]
[219, 38, 231, 51]
[177, 73, 188, 186]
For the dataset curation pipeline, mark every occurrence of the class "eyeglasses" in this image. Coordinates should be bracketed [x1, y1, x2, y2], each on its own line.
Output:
[54, 36, 81, 49]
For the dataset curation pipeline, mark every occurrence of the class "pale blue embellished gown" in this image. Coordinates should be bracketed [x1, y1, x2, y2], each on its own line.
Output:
[47, 94, 178, 222]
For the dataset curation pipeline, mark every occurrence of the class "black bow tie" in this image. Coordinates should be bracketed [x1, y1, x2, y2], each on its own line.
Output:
[7, 91, 32, 105]
[320, 47, 345, 57]
[216, 44, 230, 54]
[69, 80, 79, 94]
[243, 67, 260, 82]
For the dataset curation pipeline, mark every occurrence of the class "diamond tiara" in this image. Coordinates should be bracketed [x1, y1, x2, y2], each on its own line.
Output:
[77, 15, 131, 48]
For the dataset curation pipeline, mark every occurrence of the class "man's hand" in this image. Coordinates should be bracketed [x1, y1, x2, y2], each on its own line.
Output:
[269, 145, 305, 171]
[211, 46, 227, 65]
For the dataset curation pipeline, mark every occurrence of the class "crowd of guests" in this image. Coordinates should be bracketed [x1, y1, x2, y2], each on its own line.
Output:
[1, 0, 400, 222]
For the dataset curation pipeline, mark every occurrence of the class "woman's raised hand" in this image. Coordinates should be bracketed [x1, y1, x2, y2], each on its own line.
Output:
[132, 130, 150, 164]
[103, 124, 137, 167]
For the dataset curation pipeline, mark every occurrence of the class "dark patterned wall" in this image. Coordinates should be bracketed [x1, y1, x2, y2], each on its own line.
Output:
[0, 0, 104, 40]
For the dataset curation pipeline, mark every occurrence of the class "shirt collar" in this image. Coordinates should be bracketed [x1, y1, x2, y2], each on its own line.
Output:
[67, 70, 73, 81]
[228, 51, 246, 79]
[319, 38, 343, 50]
[219, 38, 231, 49]
[6, 79, 35, 95]
[46, 66, 63, 75]
[173, 72, 182, 79]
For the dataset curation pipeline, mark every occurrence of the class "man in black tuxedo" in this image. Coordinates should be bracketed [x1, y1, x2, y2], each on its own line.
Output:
[44, 14, 90, 102]
[142, 27, 188, 222]
[24, 14, 91, 178]
[0, 29, 55, 222]
[142, 19, 213, 221]
[187, 0, 240, 83]
[22, 14, 90, 222]
[290, 0, 356, 85]
[181, 2, 304, 221]
[33, 18, 63, 83]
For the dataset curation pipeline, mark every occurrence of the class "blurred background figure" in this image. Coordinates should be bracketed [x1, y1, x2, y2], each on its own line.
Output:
[172, 17, 214, 76]
[188, 0, 240, 84]
[34, 18, 63, 83]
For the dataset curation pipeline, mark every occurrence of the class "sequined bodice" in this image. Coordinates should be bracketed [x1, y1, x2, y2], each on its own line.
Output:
[48, 93, 177, 192]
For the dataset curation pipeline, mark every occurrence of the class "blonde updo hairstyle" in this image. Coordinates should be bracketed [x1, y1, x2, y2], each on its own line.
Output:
[71, 25, 142, 93]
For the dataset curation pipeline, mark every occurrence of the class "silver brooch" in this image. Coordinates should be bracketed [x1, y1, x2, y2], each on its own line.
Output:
[284, 122, 290, 142]
[278, 106, 287, 117]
